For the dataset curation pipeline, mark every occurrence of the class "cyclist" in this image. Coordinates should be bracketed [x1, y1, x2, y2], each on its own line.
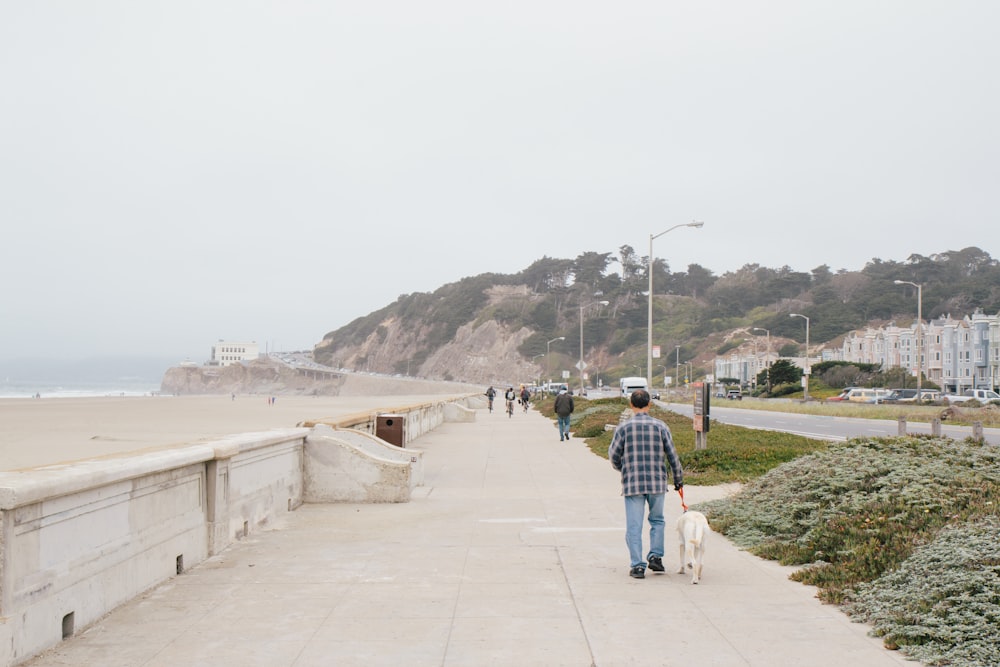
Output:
[504, 386, 516, 418]
[520, 385, 531, 412]
[485, 386, 496, 413]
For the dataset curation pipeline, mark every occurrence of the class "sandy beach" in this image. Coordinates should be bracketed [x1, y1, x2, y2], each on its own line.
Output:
[0, 393, 472, 471]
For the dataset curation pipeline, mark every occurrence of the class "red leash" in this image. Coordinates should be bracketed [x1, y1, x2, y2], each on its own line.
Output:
[678, 486, 688, 512]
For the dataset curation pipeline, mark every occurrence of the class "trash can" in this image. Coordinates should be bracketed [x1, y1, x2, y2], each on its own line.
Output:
[375, 414, 406, 448]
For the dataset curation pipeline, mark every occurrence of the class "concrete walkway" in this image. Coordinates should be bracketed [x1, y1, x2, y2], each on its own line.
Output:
[25, 406, 913, 667]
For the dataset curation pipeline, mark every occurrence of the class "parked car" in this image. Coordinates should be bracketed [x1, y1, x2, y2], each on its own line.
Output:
[844, 388, 892, 404]
[881, 388, 919, 403]
[826, 387, 856, 402]
[944, 388, 1000, 404]
[726, 389, 742, 400]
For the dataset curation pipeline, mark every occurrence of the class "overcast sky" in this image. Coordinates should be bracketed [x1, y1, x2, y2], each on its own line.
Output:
[2, 1, 998, 364]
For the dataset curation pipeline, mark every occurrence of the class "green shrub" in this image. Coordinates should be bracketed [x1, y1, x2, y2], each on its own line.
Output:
[699, 436, 1000, 609]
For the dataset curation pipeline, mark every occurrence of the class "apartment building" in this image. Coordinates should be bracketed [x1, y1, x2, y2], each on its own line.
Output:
[714, 310, 1000, 392]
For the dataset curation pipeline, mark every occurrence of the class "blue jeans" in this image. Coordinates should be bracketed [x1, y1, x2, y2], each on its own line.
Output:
[624, 493, 666, 569]
[557, 415, 571, 438]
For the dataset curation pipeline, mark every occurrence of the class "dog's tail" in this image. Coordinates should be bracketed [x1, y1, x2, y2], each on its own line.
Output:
[684, 520, 707, 566]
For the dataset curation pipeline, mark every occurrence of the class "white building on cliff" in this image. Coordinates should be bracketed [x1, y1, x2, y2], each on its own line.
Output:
[210, 340, 260, 367]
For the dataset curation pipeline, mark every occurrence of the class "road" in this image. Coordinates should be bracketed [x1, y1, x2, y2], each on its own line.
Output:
[665, 400, 1000, 445]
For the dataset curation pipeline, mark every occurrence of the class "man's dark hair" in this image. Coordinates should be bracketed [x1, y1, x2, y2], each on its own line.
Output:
[629, 389, 650, 409]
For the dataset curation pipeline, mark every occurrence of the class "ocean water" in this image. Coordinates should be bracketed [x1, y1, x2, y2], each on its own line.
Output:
[0, 379, 162, 399]
[0, 356, 173, 399]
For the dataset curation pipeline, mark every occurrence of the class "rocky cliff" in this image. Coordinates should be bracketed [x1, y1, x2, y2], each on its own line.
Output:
[315, 314, 549, 388]
[160, 358, 480, 396]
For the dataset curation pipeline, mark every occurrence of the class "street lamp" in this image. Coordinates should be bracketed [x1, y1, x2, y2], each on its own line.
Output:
[532, 354, 545, 389]
[894, 280, 923, 398]
[657, 365, 668, 389]
[789, 314, 810, 400]
[753, 327, 771, 393]
[648, 221, 704, 390]
[546, 336, 565, 386]
[675, 345, 681, 390]
[579, 301, 609, 395]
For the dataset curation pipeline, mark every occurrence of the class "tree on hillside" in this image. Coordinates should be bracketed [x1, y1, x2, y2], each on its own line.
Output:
[572, 252, 613, 293]
[615, 245, 644, 295]
[811, 264, 833, 285]
[705, 265, 763, 316]
[765, 358, 802, 386]
[677, 263, 716, 299]
[518, 257, 574, 293]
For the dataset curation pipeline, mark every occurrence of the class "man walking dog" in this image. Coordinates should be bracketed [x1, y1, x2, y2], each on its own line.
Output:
[609, 388, 684, 579]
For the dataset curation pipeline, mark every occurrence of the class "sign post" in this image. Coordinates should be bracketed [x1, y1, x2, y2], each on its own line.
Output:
[692, 381, 710, 450]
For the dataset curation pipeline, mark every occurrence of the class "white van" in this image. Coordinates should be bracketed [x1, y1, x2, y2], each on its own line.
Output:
[619, 376, 648, 398]
[845, 388, 893, 404]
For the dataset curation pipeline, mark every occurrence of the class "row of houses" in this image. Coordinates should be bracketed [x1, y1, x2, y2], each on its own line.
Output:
[714, 310, 1000, 393]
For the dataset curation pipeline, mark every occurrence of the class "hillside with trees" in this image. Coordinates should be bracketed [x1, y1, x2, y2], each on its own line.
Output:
[313, 246, 1000, 386]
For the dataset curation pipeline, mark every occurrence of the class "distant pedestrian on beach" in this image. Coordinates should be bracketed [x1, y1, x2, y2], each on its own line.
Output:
[554, 387, 574, 441]
[608, 388, 684, 580]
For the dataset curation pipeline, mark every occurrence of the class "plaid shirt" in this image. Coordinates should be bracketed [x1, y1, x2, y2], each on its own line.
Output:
[609, 412, 683, 496]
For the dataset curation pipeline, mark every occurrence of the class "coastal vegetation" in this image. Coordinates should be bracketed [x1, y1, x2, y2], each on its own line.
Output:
[537, 396, 1000, 667]
[314, 246, 1000, 386]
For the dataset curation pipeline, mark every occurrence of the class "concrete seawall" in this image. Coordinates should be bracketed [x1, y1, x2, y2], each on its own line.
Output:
[0, 393, 481, 666]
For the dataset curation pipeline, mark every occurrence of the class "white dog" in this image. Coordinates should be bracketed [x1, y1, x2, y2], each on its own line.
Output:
[676, 510, 710, 584]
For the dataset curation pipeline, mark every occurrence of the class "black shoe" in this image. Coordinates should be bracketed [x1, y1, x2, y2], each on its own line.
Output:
[629, 566, 645, 579]
[560, 435, 564, 441]
[648, 556, 664, 572]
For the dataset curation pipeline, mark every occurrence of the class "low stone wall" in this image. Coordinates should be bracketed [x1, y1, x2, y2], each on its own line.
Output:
[0, 395, 477, 666]
[316, 425, 425, 488]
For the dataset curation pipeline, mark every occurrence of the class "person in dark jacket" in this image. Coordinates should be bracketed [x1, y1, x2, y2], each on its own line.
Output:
[608, 389, 684, 579]
[553, 388, 574, 441]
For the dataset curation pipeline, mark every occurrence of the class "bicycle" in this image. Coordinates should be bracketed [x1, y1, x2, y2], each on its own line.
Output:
[487, 396, 494, 413]
[522, 397, 529, 413]
[506, 399, 515, 418]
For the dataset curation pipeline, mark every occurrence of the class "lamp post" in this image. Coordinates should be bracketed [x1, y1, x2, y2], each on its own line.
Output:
[789, 314, 810, 400]
[894, 280, 923, 398]
[579, 301, 609, 395]
[675, 345, 681, 390]
[657, 365, 668, 389]
[753, 327, 771, 393]
[546, 336, 565, 386]
[532, 354, 545, 390]
[648, 221, 704, 391]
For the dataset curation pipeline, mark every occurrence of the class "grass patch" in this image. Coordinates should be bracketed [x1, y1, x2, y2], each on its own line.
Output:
[692, 395, 1000, 427]
[535, 396, 824, 486]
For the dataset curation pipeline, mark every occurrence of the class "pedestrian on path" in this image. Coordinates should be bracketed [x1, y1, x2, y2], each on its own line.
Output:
[608, 388, 684, 579]
[554, 387, 574, 441]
